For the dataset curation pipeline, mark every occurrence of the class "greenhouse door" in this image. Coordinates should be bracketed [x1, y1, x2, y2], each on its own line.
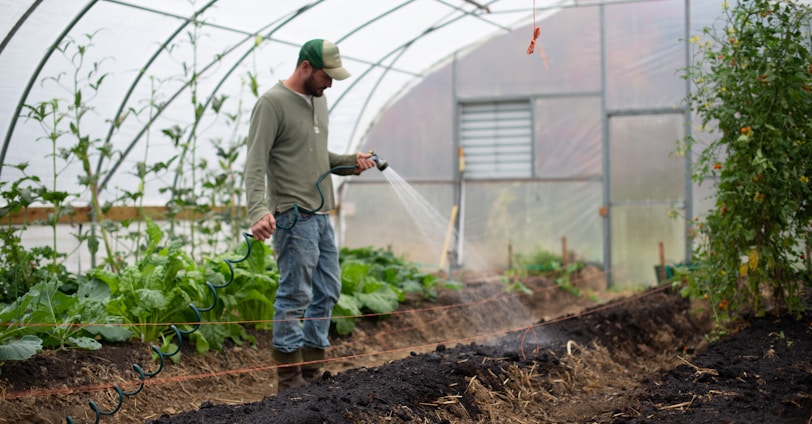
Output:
[608, 113, 687, 287]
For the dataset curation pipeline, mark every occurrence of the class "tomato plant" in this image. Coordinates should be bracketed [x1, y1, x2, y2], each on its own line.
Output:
[682, 0, 812, 320]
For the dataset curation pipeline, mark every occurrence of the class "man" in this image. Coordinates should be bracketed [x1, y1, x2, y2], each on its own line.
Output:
[244, 39, 376, 392]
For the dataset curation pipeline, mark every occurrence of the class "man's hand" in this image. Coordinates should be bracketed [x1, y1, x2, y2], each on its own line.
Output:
[251, 213, 276, 241]
[354, 151, 376, 174]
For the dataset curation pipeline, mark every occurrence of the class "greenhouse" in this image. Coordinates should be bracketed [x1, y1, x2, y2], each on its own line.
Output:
[3, 0, 812, 423]
[1, 0, 726, 288]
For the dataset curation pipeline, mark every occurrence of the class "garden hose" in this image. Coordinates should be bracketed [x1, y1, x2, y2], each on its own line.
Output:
[65, 232, 255, 424]
[275, 164, 356, 231]
[276, 152, 387, 230]
[64, 155, 388, 423]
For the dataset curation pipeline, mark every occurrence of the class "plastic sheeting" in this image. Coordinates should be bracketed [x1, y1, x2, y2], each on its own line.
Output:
[0, 0, 566, 204]
[343, 0, 723, 287]
[1, 0, 728, 287]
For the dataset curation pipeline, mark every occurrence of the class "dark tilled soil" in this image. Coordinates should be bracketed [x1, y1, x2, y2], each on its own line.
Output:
[2, 273, 810, 424]
[621, 314, 812, 424]
[147, 287, 811, 424]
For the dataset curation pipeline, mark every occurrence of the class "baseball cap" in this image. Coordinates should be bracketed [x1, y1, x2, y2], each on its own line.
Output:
[298, 39, 351, 80]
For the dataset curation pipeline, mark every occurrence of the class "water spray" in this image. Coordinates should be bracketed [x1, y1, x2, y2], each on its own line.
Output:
[65, 153, 388, 422]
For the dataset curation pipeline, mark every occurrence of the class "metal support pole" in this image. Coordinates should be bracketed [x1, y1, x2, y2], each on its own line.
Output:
[599, 5, 612, 287]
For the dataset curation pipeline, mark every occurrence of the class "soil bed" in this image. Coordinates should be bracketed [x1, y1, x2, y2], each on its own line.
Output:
[1, 272, 810, 424]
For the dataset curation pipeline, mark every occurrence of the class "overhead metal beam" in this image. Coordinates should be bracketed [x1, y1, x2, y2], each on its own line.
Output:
[0, 0, 100, 181]
[0, 0, 44, 54]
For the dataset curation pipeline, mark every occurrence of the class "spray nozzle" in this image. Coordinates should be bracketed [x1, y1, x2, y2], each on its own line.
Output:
[368, 151, 389, 171]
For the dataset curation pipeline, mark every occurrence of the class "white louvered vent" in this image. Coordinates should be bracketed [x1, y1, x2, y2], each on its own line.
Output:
[460, 100, 533, 179]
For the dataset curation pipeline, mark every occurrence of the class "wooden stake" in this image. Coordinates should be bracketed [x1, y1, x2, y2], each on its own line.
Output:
[561, 236, 568, 270]
[658, 241, 666, 282]
[439, 205, 459, 270]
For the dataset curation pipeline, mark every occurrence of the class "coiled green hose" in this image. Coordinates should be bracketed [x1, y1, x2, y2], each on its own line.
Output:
[65, 231, 255, 424]
[65, 163, 361, 423]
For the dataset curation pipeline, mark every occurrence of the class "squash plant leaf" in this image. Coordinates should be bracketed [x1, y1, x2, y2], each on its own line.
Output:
[0, 335, 43, 361]
[356, 286, 400, 314]
[332, 295, 363, 335]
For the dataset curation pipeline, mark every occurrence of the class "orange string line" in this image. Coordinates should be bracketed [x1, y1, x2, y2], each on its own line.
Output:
[0, 289, 515, 328]
[2, 283, 671, 402]
[0, 266, 612, 329]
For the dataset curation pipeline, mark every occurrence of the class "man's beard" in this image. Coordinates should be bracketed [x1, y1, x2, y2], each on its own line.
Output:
[303, 72, 325, 97]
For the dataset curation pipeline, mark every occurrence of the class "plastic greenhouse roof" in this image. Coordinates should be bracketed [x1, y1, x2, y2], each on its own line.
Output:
[0, 0, 655, 204]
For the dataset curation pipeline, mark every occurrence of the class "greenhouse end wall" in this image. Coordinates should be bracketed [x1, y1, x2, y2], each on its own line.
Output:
[342, 1, 720, 287]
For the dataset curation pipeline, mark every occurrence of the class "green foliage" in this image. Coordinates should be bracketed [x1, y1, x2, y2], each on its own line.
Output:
[0, 32, 265, 360]
[0, 299, 42, 361]
[208, 238, 278, 331]
[332, 258, 403, 335]
[0, 335, 43, 361]
[90, 217, 200, 343]
[682, 0, 812, 320]
[49, 32, 119, 270]
[339, 246, 449, 300]
[190, 322, 252, 354]
[0, 276, 129, 356]
[185, 238, 274, 353]
[514, 249, 563, 275]
[332, 246, 453, 335]
[510, 247, 585, 296]
[511, 247, 584, 275]
[0, 166, 69, 304]
[0, 227, 46, 304]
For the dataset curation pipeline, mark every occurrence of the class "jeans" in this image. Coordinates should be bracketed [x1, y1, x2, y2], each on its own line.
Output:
[272, 209, 341, 353]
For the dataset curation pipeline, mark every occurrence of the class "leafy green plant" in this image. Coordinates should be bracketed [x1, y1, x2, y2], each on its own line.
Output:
[0, 300, 43, 361]
[332, 258, 404, 335]
[0, 228, 39, 304]
[0, 275, 130, 361]
[770, 330, 794, 347]
[208, 237, 278, 331]
[0, 164, 77, 303]
[339, 246, 455, 300]
[501, 275, 533, 295]
[185, 237, 275, 353]
[509, 246, 588, 297]
[0, 334, 43, 362]
[555, 263, 584, 297]
[21, 97, 74, 269]
[194, 137, 249, 258]
[0, 166, 42, 304]
[89, 217, 201, 343]
[681, 0, 812, 321]
[512, 247, 584, 277]
[115, 75, 178, 264]
[46, 32, 120, 271]
[512, 247, 560, 275]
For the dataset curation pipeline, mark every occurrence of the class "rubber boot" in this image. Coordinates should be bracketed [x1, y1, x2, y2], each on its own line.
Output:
[301, 347, 325, 382]
[272, 348, 306, 393]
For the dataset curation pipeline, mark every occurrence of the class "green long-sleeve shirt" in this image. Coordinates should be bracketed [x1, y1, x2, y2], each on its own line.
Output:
[244, 81, 356, 225]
